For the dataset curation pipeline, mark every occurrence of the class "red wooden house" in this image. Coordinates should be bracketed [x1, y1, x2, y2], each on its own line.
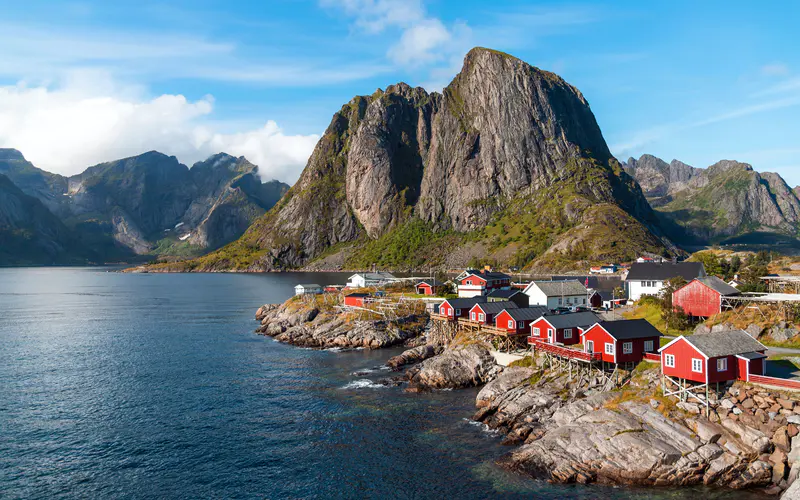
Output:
[672, 276, 739, 319]
[494, 306, 549, 335]
[438, 297, 484, 319]
[416, 279, 445, 296]
[468, 301, 517, 325]
[343, 293, 369, 307]
[457, 270, 513, 298]
[659, 330, 766, 384]
[580, 319, 662, 365]
[528, 311, 600, 345]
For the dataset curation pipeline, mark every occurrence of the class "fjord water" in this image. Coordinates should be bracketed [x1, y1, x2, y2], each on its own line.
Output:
[0, 268, 756, 499]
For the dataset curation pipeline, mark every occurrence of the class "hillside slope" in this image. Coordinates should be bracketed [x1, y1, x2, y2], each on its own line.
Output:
[176, 47, 674, 272]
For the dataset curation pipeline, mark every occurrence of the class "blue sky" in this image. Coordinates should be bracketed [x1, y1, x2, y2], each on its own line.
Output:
[0, 1, 798, 186]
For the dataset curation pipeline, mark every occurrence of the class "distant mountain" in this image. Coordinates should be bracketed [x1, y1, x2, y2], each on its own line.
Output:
[624, 154, 800, 245]
[172, 47, 676, 273]
[0, 174, 89, 265]
[0, 149, 289, 263]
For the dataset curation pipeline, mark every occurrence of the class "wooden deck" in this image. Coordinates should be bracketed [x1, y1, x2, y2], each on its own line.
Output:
[529, 339, 601, 363]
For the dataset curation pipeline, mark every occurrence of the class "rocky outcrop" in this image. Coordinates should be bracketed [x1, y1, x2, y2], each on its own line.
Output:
[625, 154, 800, 245]
[405, 344, 500, 390]
[186, 47, 674, 272]
[255, 299, 426, 349]
[387, 344, 443, 370]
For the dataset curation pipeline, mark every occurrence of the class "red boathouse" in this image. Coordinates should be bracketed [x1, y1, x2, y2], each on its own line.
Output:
[580, 319, 662, 366]
[494, 306, 549, 335]
[437, 297, 484, 319]
[672, 276, 739, 319]
[343, 293, 369, 307]
[416, 279, 445, 296]
[468, 301, 517, 325]
[528, 311, 600, 345]
[659, 330, 766, 384]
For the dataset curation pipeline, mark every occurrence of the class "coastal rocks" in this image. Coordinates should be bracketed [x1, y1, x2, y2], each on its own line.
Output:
[405, 344, 499, 391]
[386, 344, 443, 370]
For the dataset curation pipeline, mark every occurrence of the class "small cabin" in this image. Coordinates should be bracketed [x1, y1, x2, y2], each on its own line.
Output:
[294, 284, 322, 296]
[438, 297, 485, 319]
[588, 290, 626, 309]
[528, 311, 600, 346]
[659, 330, 767, 384]
[580, 319, 662, 365]
[672, 276, 739, 319]
[494, 306, 549, 335]
[343, 293, 369, 307]
[487, 289, 529, 307]
[416, 279, 445, 296]
[468, 301, 517, 325]
[522, 280, 588, 310]
[457, 270, 512, 298]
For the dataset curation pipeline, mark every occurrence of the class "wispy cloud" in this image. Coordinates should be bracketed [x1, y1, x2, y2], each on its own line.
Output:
[761, 62, 790, 77]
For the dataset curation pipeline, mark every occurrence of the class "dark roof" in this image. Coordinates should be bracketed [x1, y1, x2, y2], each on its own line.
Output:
[441, 297, 485, 309]
[488, 289, 521, 299]
[529, 280, 587, 296]
[473, 301, 518, 314]
[682, 330, 766, 358]
[737, 351, 767, 360]
[593, 290, 626, 301]
[541, 311, 601, 330]
[417, 279, 445, 286]
[596, 319, 663, 340]
[466, 270, 512, 281]
[503, 306, 549, 321]
[626, 262, 705, 281]
[345, 292, 369, 298]
[693, 276, 740, 296]
[297, 283, 322, 287]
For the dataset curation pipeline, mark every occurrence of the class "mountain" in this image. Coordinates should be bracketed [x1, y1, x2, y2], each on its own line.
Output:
[0, 149, 289, 262]
[624, 155, 800, 245]
[178, 47, 675, 273]
[0, 174, 89, 265]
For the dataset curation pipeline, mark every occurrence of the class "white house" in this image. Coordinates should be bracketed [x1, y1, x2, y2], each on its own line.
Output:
[295, 284, 323, 296]
[346, 272, 397, 289]
[625, 262, 706, 301]
[522, 280, 588, 310]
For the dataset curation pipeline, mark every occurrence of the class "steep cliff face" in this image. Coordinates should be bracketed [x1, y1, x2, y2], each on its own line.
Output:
[625, 155, 800, 244]
[0, 149, 289, 260]
[188, 47, 672, 272]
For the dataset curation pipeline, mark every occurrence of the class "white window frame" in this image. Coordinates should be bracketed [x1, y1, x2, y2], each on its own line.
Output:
[478, 313, 485, 322]
[665, 354, 675, 368]
[644, 340, 654, 352]
[471, 312, 476, 320]
[563, 328, 573, 339]
[692, 358, 703, 373]
[605, 342, 614, 355]
[557, 297, 562, 305]
[622, 342, 633, 354]
[717, 358, 727, 372]
[533, 327, 540, 337]
[455, 308, 461, 316]
[508, 320, 514, 329]
[519, 321, 525, 328]
[466, 280, 472, 285]
[586, 340, 594, 353]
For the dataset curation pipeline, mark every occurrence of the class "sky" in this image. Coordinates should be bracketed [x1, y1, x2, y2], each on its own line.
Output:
[0, 0, 798, 186]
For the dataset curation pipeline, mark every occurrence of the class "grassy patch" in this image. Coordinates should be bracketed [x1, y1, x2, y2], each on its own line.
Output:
[509, 356, 536, 368]
[623, 303, 692, 337]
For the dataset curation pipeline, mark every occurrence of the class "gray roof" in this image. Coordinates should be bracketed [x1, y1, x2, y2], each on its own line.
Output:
[441, 297, 486, 310]
[474, 301, 518, 314]
[296, 283, 322, 288]
[694, 276, 740, 296]
[488, 289, 521, 299]
[530, 280, 587, 296]
[417, 279, 445, 286]
[593, 290, 626, 301]
[541, 311, 601, 330]
[737, 351, 767, 360]
[597, 319, 663, 340]
[683, 330, 766, 358]
[626, 262, 705, 281]
[503, 306, 549, 321]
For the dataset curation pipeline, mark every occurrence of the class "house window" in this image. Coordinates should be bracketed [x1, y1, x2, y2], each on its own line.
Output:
[471, 312, 476, 320]
[622, 342, 632, 354]
[566, 297, 571, 304]
[665, 354, 675, 367]
[533, 327, 540, 337]
[508, 320, 514, 329]
[692, 358, 703, 373]
[466, 280, 472, 285]
[479, 313, 485, 322]
[605, 343, 614, 355]
[644, 340, 654, 352]
[717, 358, 728, 372]
[519, 321, 525, 328]
[548, 328, 555, 338]
[455, 309, 461, 316]
[558, 298, 562, 305]
[564, 328, 572, 339]
[581, 298, 585, 304]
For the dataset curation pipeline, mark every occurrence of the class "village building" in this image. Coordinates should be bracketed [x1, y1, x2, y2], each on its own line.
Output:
[588, 290, 626, 309]
[437, 297, 485, 319]
[323, 284, 344, 293]
[590, 264, 617, 274]
[294, 284, 322, 296]
[487, 289, 529, 307]
[468, 301, 518, 325]
[494, 306, 549, 335]
[346, 272, 397, 289]
[659, 330, 767, 385]
[415, 279, 445, 296]
[343, 292, 369, 307]
[456, 270, 513, 298]
[625, 261, 706, 302]
[672, 276, 740, 319]
[580, 319, 662, 366]
[528, 311, 601, 345]
[522, 280, 588, 310]
[728, 275, 744, 288]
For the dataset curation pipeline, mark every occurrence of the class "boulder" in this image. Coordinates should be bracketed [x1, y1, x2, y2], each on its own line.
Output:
[677, 402, 700, 414]
[784, 474, 800, 499]
[790, 436, 800, 465]
[386, 344, 443, 370]
[711, 322, 736, 333]
[745, 323, 764, 339]
[694, 323, 712, 334]
[729, 460, 772, 489]
[776, 428, 792, 451]
[406, 344, 499, 390]
[476, 367, 538, 408]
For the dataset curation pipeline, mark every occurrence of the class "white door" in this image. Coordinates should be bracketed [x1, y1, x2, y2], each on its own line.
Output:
[586, 340, 594, 353]
[547, 328, 553, 343]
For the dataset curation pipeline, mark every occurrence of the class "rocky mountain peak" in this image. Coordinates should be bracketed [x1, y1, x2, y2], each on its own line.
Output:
[0, 148, 26, 161]
[706, 159, 754, 177]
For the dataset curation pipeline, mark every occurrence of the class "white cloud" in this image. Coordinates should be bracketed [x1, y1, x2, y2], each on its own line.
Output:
[322, 0, 425, 33]
[761, 63, 790, 77]
[0, 74, 318, 183]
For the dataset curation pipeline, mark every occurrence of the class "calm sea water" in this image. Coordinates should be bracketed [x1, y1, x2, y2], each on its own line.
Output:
[0, 268, 761, 499]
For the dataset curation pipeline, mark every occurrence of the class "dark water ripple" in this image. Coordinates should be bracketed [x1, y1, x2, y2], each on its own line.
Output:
[0, 268, 762, 499]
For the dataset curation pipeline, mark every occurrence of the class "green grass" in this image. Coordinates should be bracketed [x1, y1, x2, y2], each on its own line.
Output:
[623, 303, 692, 337]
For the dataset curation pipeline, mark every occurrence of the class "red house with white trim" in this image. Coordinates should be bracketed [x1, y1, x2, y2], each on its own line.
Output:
[416, 279, 445, 296]
[528, 311, 600, 345]
[580, 319, 662, 365]
[437, 297, 484, 319]
[672, 276, 739, 319]
[344, 293, 369, 307]
[659, 330, 766, 384]
[457, 270, 512, 298]
[468, 301, 517, 325]
[494, 306, 549, 335]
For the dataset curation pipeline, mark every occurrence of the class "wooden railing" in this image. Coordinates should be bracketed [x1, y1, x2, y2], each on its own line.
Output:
[530, 340, 601, 362]
[747, 374, 800, 390]
[430, 313, 452, 322]
[644, 353, 661, 362]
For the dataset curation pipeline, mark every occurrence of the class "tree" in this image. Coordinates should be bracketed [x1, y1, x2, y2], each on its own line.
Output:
[660, 277, 688, 333]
